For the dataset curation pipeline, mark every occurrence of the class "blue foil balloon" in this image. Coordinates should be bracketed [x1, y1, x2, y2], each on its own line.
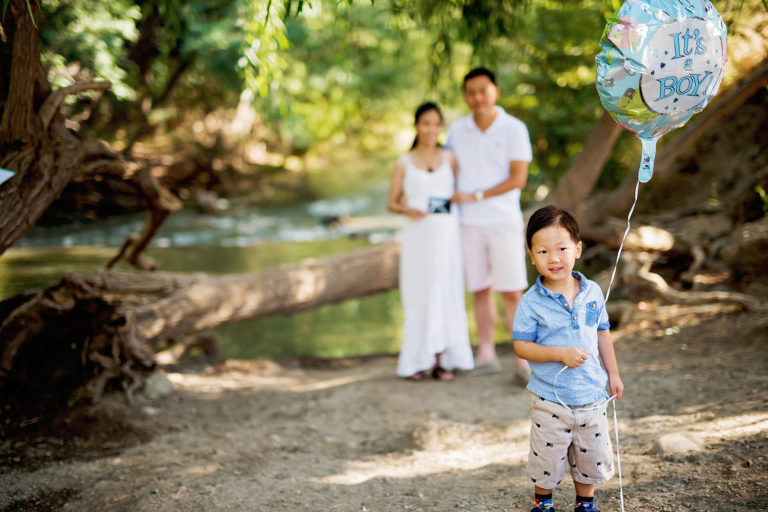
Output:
[596, 0, 728, 182]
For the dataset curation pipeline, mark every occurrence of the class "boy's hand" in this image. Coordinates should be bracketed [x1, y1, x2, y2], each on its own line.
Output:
[561, 347, 589, 368]
[608, 373, 624, 399]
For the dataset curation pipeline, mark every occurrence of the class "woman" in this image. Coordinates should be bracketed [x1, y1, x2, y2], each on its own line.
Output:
[387, 102, 474, 380]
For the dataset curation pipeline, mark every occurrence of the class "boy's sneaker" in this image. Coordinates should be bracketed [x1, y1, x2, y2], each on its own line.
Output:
[531, 504, 555, 512]
[573, 503, 599, 512]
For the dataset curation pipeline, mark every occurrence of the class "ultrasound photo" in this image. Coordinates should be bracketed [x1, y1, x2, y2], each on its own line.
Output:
[427, 197, 451, 214]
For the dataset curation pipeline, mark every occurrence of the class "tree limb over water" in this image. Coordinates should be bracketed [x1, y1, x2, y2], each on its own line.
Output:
[0, 243, 400, 418]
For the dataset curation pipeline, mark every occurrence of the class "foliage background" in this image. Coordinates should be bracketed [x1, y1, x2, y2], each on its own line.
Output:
[6, 0, 765, 206]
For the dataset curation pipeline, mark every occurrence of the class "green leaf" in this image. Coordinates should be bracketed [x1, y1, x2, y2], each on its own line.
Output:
[2, 0, 9, 18]
[264, 0, 273, 27]
[26, 0, 37, 29]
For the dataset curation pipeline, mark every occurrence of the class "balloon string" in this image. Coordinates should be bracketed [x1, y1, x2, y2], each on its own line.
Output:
[613, 399, 625, 512]
[553, 179, 639, 511]
[601, 178, 639, 512]
[605, 178, 640, 306]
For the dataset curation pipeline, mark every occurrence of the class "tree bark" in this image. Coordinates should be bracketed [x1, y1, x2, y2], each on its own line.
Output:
[0, 0, 39, 140]
[131, 241, 401, 342]
[0, 3, 180, 262]
[545, 110, 623, 216]
[584, 59, 768, 223]
[621, 251, 768, 313]
[0, 242, 401, 415]
[580, 217, 675, 252]
[0, 3, 99, 255]
[0, 1, 73, 255]
[154, 332, 222, 366]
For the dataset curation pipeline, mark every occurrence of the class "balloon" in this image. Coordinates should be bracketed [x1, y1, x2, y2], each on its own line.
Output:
[0, 168, 14, 187]
[596, 0, 728, 182]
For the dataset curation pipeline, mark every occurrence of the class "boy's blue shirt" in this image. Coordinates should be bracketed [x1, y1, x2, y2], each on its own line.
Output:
[513, 271, 611, 405]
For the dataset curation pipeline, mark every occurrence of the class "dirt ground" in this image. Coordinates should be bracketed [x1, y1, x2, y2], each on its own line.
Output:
[1, 305, 767, 512]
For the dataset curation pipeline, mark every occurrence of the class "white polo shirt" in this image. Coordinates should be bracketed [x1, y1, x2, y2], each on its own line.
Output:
[446, 106, 532, 226]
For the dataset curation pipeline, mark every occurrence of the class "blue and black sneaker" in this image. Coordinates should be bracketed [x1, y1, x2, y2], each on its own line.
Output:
[573, 502, 600, 512]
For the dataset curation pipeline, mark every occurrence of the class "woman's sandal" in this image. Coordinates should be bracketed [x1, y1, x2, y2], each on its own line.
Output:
[431, 366, 454, 381]
[407, 372, 424, 381]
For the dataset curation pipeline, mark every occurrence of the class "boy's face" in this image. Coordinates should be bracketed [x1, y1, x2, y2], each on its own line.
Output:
[463, 75, 499, 116]
[528, 225, 582, 285]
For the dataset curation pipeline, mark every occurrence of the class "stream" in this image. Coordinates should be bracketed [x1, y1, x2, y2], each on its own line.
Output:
[2, 165, 494, 360]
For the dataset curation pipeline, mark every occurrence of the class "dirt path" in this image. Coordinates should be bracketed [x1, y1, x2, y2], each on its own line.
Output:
[1, 307, 767, 511]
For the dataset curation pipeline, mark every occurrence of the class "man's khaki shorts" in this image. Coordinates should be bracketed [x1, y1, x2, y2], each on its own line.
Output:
[460, 223, 527, 293]
[527, 393, 615, 489]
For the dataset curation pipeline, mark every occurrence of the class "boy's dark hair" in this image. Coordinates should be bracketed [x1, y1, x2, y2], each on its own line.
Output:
[525, 205, 580, 249]
[463, 67, 496, 88]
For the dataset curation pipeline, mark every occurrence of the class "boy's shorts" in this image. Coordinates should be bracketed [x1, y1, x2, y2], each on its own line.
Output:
[460, 223, 527, 293]
[527, 393, 615, 489]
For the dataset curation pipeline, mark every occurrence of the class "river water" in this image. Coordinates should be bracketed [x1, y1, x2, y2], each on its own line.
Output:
[1, 166, 511, 359]
[2, 163, 495, 360]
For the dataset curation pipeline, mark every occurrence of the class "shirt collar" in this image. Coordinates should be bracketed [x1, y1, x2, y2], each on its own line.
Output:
[463, 105, 506, 133]
[534, 271, 587, 300]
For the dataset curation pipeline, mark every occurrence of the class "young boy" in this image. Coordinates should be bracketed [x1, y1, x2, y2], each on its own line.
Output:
[513, 206, 624, 512]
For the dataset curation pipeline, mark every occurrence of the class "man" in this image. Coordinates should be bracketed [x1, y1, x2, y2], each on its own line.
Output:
[447, 67, 532, 380]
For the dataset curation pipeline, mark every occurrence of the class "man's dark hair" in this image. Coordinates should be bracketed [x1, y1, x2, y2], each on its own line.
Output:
[463, 67, 496, 88]
[525, 205, 580, 249]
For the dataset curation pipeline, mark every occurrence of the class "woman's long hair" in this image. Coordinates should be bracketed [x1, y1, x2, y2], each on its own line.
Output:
[411, 102, 443, 149]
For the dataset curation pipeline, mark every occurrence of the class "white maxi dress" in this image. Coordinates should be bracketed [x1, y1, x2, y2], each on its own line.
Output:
[396, 152, 475, 377]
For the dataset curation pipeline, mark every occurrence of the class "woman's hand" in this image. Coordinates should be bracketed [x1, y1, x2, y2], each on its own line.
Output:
[450, 191, 475, 204]
[406, 208, 427, 220]
[561, 347, 589, 368]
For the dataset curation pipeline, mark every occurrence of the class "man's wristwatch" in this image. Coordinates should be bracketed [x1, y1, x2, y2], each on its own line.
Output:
[474, 190, 484, 201]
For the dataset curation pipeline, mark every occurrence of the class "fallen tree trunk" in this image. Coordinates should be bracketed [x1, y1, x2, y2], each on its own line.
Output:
[154, 332, 222, 366]
[0, 242, 401, 416]
[131, 241, 400, 342]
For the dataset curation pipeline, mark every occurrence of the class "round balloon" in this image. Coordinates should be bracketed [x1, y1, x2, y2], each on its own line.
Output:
[596, 0, 728, 182]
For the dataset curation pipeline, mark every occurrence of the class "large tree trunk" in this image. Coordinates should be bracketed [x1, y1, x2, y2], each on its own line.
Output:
[527, 63, 766, 222]
[0, 243, 401, 417]
[544, 111, 623, 216]
[584, 59, 768, 224]
[131, 242, 400, 342]
[0, 2, 112, 255]
[0, 2, 181, 265]
[0, 0, 69, 254]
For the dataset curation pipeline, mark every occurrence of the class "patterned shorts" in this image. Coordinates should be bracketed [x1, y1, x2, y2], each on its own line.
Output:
[527, 393, 615, 489]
